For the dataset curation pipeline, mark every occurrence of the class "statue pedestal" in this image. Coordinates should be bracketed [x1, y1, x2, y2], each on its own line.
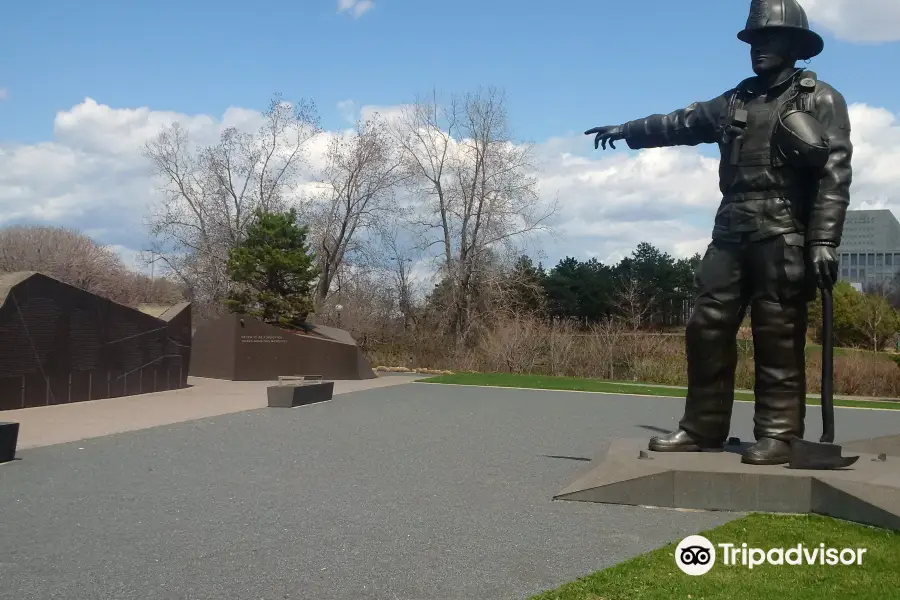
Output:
[554, 436, 900, 531]
[0, 422, 19, 464]
[266, 382, 334, 408]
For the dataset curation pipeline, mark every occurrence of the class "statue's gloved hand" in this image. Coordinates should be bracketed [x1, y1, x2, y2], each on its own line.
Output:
[585, 125, 624, 150]
[809, 244, 839, 290]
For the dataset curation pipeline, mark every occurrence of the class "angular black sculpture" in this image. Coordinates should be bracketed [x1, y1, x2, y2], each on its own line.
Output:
[586, 0, 852, 465]
[0, 272, 192, 410]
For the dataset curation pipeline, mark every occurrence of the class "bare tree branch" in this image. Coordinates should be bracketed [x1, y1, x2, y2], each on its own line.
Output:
[309, 114, 406, 306]
[614, 275, 656, 331]
[392, 86, 557, 344]
[143, 94, 321, 311]
[862, 280, 898, 352]
[0, 225, 186, 307]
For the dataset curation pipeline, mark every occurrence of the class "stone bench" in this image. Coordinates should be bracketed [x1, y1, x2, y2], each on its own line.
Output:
[1, 422, 19, 464]
[267, 377, 333, 408]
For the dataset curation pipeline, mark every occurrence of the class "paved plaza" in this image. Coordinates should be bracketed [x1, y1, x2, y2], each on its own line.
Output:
[4, 378, 900, 599]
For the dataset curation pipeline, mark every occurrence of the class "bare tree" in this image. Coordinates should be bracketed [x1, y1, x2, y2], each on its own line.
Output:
[614, 275, 656, 331]
[861, 280, 900, 351]
[311, 114, 405, 306]
[312, 261, 402, 349]
[393, 86, 556, 345]
[143, 94, 321, 310]
[127, 273, 188, 306]
[0, 225, 129, 301]
[501, 255, 549, 318]
[0, 225, 185, 307]
[378, 220, 420, 330]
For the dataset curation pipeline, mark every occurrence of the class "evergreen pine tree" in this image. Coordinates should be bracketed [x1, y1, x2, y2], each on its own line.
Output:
[225, 208, 320, 327]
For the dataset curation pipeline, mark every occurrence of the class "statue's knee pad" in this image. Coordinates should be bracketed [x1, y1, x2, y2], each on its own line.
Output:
[751, 298, 807, 332]
[687, 298, 739, 340]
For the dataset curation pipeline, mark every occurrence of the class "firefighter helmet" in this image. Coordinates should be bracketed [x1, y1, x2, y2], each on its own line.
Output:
[737, 0, 824, 61]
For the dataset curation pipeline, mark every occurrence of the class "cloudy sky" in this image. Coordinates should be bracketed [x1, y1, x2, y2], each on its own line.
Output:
[1, 0, 899, 273]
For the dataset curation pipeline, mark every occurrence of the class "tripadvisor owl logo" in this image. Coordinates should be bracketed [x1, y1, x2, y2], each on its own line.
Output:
[674, 534, 869, 575]
[675, 535, 716, 576]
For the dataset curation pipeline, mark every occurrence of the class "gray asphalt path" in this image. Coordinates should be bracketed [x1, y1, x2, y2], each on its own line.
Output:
[3, 383, 900, 600]
[5, 374, 428, 450]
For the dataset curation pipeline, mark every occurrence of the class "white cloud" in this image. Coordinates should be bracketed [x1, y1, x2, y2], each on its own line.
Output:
[0, 97, 316, 254]
[108, 244, 145, 270]
[337, 0, 374, 19]
[0, 88, 8, 101]
[336, 99, 358, 123]
[359, 103, 410, 125]
[804, 0, 900, 43]
[528, 102, 900, 263]
[1, 98, 898, 274]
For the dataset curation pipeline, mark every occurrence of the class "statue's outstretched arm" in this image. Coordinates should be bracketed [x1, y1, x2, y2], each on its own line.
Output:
[586, 92, 732, 151]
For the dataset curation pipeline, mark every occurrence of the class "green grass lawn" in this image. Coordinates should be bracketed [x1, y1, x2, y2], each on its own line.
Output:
[805, 343, 900, 365]
[528, 513, 900, 600]
[418, 372, 900, 410]
[733, 339, 894, 360]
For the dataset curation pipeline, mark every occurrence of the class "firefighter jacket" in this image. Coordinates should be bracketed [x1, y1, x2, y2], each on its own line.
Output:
[621, 68, 852, 246]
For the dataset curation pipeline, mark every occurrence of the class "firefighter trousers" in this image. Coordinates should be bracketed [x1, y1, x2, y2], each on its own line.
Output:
[680, 231, 814, 444]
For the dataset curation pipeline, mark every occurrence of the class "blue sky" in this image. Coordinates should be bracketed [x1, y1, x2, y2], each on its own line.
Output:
[3, 0, 897, 143]
[1, 0, 899, 272]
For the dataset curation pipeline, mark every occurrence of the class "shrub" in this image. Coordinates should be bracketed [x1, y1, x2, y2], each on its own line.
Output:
[364, 314, 900, 398]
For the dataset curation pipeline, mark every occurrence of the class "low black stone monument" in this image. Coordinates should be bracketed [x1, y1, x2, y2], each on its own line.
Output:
[0, 421, 19, 463]
[267, 380, 334, 408]
[190, 313, 376, 381]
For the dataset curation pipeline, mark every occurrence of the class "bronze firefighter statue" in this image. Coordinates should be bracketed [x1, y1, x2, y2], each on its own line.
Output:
[586, 0, 852, 465]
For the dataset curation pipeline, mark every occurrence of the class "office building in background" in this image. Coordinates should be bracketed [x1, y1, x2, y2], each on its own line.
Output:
[837, 209, 900, 289]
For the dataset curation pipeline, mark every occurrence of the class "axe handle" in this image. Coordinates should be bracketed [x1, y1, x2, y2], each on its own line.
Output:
[820, 286, 835, 444]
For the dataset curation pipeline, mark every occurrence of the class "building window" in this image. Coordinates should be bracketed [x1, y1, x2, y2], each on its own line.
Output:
[869, 254, 876, 266]
[851, 268, 857, 278]
[877, 254, 884, 267]
[888, 254, 893, 266]
[851, 254, 858, 266]
[841, 268, 849, 278]
[860, 268, 867, 279]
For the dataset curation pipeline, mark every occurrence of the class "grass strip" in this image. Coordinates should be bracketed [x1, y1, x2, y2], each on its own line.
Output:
[418, 372, 900, 411]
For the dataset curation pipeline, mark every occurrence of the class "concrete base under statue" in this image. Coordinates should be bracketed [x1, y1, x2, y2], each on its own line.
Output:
[554, 436, 900, 531]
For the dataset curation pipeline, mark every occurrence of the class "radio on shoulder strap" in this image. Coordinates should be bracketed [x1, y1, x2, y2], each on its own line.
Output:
[796, 71, 817, 114]
[723, 79, 752, 164]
